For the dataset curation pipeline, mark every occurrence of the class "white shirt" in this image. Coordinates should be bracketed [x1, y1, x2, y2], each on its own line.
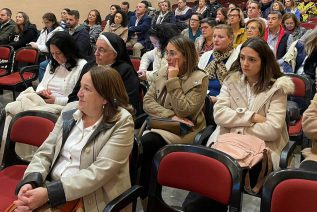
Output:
[51, 110, 103, 180]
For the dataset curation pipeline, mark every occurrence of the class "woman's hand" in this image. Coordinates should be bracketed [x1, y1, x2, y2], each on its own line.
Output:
[168, 59, 180, 79]
[28, 42, 38, 49]
[251, 113, 266, 123]
[172, 115, 194, 127]
[137, 69, 147, 81]
[16, 187, 49, 210]
[14, 184, 33, 212]
[38, 90, 55, 104]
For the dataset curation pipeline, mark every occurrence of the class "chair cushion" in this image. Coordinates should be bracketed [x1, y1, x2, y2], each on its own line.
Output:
[157, 152, 232, 205]
[0, 72, 34, 86]
[0, 69, 7, 76]
[0, 165, 27, 211]
[271, 179, 317, 212]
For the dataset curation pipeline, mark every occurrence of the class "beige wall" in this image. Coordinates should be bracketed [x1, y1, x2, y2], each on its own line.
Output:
[1, 0, 166, 27]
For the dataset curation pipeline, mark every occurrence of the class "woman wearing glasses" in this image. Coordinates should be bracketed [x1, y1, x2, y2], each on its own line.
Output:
[139, 35, 208, 206]
[181, 13, 202, 42]
[227, 7, 247, 48]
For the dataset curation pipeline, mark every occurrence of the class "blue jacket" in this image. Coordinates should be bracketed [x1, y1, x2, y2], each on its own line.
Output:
[128, 15, 151, 46]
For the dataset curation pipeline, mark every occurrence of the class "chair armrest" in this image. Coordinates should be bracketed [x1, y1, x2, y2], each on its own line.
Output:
[279, 140, 297, 169]
[134, 113, 148, 129]
[104, 185, 143, 212]
[194, 125, 216, 146]
[20, 65, 39, 75]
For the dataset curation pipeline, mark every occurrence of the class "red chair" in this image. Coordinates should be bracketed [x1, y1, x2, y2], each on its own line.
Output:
[300, 22, 316, 29]
[0, 47, 39, 100]
[105, 144, 243, 212]
[130, 57, 141, 72]
[260, 168, 317, 212]
[308, 17, 317, 22]
[0, 110, 58, 211]
[0, 45, 14, 76]
[286, 73, 312, 146]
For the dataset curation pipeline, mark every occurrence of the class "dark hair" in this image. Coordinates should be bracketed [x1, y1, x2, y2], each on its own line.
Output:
[282, 12, 300, 29]
[229, 37, 284, 94]
[141, 0, 150, 8]
[248, 1, 261, 10]
[216, 7, 228, 24]
[89, 66, 134, 123]
[110, 10, 128, 27]
[168, 35, 198, 76]
[16, 11, 33, 34]
[46, 31, 83, 73]
[191, 12, 203, 22]
[68, 10, 80, 19]
[84, 9, 102, 25]
[201, 18, 217, 27]
[42, 12, 59, 30]
[110, 4, 121, 12]
[122, 1, 130, 8]
[63, 8, 71, 13]
[1, 8, 12, 17]
[148, 23, 180, 56]
[268, 10, 282, 19]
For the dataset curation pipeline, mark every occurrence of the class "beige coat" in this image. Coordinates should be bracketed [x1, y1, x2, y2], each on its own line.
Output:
[21, 102, 134, 212]
[302, 93, 317, 161]
[207, 72, 295, 169]
[103, 25, 128, 42]
[143, 68, 208, 144]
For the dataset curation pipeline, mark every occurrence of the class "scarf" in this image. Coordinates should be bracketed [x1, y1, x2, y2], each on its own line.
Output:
[204, 46, 234, 83]
[156, 11, 168, 24]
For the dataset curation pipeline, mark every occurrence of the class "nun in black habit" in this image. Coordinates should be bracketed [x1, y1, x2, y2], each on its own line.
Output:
[67, 32, 141, 115]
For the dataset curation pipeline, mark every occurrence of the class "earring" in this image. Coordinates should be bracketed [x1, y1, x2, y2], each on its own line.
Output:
[113, 98, 118, 107]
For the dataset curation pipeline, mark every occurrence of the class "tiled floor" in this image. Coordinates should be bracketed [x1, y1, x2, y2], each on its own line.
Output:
[0, 90, 300, 212]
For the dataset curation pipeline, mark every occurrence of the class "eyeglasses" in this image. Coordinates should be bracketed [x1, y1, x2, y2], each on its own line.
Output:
[165, 50, 177, 58]
[228, 14, 240, 18]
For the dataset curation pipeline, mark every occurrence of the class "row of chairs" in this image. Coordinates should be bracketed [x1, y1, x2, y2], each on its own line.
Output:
[0, 45, 40, 100]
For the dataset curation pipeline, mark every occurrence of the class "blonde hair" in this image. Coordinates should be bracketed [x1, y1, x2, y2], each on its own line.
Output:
[305, 30, 317, 56]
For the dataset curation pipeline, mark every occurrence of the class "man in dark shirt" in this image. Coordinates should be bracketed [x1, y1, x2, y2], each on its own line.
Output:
[0, 8, 16, 45]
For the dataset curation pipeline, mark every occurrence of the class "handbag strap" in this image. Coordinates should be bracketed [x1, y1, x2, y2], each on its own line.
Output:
[244, 149, 273, 195]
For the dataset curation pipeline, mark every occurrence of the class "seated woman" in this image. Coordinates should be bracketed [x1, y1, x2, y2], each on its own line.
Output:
[83, 9, 103, 48]
[245, 18, 266, 39]
[227, 7, 247, 48]
[151, 0, 175, 26]
[104, 4, 121, 26]
[67, 32, 140, 114]
[181, 13, 202, 42]
[282, 13, 307, 41]
[195, 18, 217, 56]
[28, 12, 64, 81]
[198, 24, 240, 104]
[192, 0, 210, 19]
[302, 93, 317, 162]
[284, 0, 301, 20]
[139, 35, 208, 202]
[36, 31, 87, 106]
[9, 11, 38, 50]
[271, 1, 285, 15]
[11, 66, 134, 212]
[184, 37, 294, 211]
[216, 7, 228, 24]
[103, 10, 129, 42]
[137, 23, 179, 84]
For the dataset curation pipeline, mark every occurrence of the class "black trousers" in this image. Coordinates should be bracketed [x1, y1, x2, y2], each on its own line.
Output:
[140, 132, 167, 198]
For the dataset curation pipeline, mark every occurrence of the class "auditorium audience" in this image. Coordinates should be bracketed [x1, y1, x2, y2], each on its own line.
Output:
[103, 10, 128, 42]
[260, 0, 273, 19]
[60, 8, 70, 29]
[121, 1, 135, 23]
[137, 23, 179, 83]
[192, 0, 210, 19]
[271, 1, 285, 15]
[0, 8, 16, 45]
[11, 66, 134, 212]
[215, 7, 228, 24]
[126, 1, 152, 57]
[174, 0, 193, 31]
[9, 11, 38, 50]
[208, 0, 222, 18]
[244, 1, 267, 25]
[284, 0, 301, 20]
[139, 35, 208, 204]
[104, 4, 121, 27]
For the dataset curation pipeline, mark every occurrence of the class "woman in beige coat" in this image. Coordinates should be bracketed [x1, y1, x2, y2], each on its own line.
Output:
[140, 35, 208, 201]
[12, 67, 134, 212]
[207, 37, 294, 170]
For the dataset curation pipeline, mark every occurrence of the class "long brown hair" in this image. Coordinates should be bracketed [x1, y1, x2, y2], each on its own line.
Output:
[90, 66, 134, 123]
[229, 37, 284, 94]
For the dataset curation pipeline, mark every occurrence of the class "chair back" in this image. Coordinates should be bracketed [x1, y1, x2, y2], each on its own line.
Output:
[14, 47, 39, 65]
[0, 45, 14, 75]
[130, 137, 143, 185]
[148, 144, 243, 212]
[261, 169, 317, 212]
[1, 110, 58, 168]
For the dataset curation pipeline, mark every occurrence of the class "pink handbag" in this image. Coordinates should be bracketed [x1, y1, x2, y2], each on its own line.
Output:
[212, 133, 273, 194]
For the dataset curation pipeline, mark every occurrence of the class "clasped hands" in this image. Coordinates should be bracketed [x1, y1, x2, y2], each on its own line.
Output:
[37, 89, 55, 104]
